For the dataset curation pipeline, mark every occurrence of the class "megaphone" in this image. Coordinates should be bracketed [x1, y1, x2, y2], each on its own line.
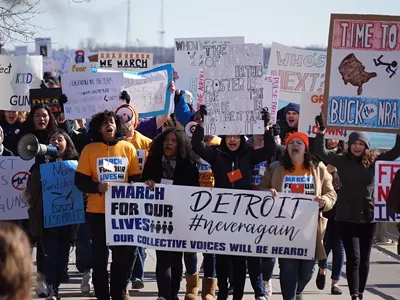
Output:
[185, 121, 198, 137]
[17, 134, 59, 161]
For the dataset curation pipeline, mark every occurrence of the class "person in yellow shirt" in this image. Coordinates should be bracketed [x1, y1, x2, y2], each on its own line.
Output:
[75, 110, 141, 300]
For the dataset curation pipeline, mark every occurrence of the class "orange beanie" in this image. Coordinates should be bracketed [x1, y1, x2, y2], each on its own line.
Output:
[285, 132, 309, 148]
[115, 103, 139, 129]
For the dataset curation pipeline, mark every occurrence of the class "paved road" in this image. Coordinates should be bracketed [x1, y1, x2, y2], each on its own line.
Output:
[32, 244, 400, 300]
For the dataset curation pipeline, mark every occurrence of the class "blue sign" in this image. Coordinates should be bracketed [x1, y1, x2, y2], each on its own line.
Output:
[40, 161, 85, 228]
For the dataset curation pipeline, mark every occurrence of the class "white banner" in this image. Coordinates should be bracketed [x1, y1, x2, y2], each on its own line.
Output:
[106, 183, 319, 260]
[374, 161, 400, 222]
[174, 36, 245, 105]
[0, 157, 33, 220]
[61, 72, 124, 119]
[0, 56, 43, 111]
[202, 43, 266, 135]
[298, 93, 352, 140]
[268, 42, 326, 104]
[98, 51, 153, 71]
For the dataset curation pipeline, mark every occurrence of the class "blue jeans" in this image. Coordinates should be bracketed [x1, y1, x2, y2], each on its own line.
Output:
[41, 227, 71, 297]
[75, 218, 92, 273]
[262, 257, 276, 281]
[318, 219, 344, 280]
[184, 252, 198, 275]
[203, 253, 216, 278]
[131, 247, 147, 280]
[279, 258, 316, 300]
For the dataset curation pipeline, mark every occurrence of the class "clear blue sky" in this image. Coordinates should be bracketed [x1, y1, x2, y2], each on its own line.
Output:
[11, 0, 400, 50]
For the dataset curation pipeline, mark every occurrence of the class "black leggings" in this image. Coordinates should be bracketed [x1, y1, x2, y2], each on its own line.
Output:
[338, 222, 376, 296]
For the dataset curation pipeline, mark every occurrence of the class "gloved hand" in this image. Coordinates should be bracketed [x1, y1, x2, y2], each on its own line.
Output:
[315, 113, 326, 132]
[272, 123, 281, 136]
[199, 105, 207, 120]
[261, 107, 270, 127]
[120, 90, 131, 104]
[60, 94, 68, 104]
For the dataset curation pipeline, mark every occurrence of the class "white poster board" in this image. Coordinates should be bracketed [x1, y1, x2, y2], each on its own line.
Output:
[298, 92, 352, 140]
[15, 46, 28, 56]
[0, 157, 33, 220]
[105, 183, 319, 260]
[0, 56, 43, 111]
[43, 57, 55, 73]
[35, 38, 52, 57]
[174, 36, 245, 105]
[61, 72, 124, 119]
[98, 51, 153, 71]
[202, 43, 265, 135]
[268, 42, 326, 104]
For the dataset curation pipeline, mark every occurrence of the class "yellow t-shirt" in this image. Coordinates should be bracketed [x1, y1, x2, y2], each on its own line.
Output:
[198, 136, 221, 187]
[126, 131, 152, 172]
[282, 165, 316, 196]
[77, 140, 141, 213]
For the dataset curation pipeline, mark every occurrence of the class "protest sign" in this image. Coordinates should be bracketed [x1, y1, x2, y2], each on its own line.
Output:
[174, 36, 245, 105]
[298, 93, 352, 140]
[374, 161, 400, 222]
[0, 56, 43, 111]
[43, 57, 55, 73]
[105, 183, 319, 260]
[98, 51, 153, 71]
[30, 88, 63, 118]
[324, 14, 400, 133]
[35, 38, 52, 57]
[137, 150, 146, 173]
[94, 64, 173, 117]
[15, 46, 28, 56]
[268, 43, 326, 104]
[0, 157, 32, 220]
[264, 76, 281, 124]
[202, 43, 268, 135]
[40, 161, 85, 228]
[61, 71, 124, 119]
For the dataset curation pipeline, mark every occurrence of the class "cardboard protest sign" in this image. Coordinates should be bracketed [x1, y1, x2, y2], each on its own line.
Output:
[30, 88, 63, 118]
[324, 14, 400, 133]
[268, 43, 326, 104]
[374, 161, 400, 222]
[174, 36, 245, 106]
[0, 157, 32, 220]
[35, 38, 52, 57]
[98, 52, 153, 71]
[94, 64, 173, 118]
[61, 71, 124, 119]
[298, 93, 352, 140]
[106, 183, 319, 260]
[202, 43, 267, 135]
[40, 161, 85, 228]
[0, 56, 43, 111]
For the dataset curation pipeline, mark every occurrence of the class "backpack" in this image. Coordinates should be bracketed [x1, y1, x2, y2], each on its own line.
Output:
[386, 169, 400, 213]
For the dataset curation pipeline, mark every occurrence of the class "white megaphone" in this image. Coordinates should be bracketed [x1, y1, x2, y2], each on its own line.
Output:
[17, 133, 59, 161]
[185, 121, 198, 137]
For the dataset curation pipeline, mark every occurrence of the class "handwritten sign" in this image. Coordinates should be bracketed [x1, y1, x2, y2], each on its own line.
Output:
[98, 52, 153, 71]
[106, 183, 319, 259]
[0, 56, 43, 111]
[202, 43, 266, 135]
[324, 14, 400, 133]
[298, 93, 352, 140]
[268, 43, 326, 104]
[43, 57, 55, 73]
[30, 88, 63, 119]
[40, 161, 85, 228]
[61, 71, 124, 119]
[174, 36, 245, 105]
[35, 38, 52, 57]
[374, 161, 400, 222]
[0, 157, 32, 220]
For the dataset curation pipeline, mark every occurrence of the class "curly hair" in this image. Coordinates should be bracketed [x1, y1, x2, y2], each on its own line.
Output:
[345, 149, 380, 168]
[87, 110, 126, 142]
[25, 105, 58, 132]
[148, 128, 199, 163]
[281, 148, 319, 172]
[0, 221, 32, 300]
[49, 130, 79, 160]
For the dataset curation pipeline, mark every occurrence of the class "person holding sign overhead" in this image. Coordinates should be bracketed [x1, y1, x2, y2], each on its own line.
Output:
[75, 110, 141, 300]
[259, 132, 336, 300]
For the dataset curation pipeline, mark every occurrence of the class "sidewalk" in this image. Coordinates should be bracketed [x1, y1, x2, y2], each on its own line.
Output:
[32, 244, 399, 300]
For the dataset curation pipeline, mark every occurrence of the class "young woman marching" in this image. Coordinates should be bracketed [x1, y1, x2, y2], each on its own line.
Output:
[25, 130, 81, 300]
[75, 110, 141, 300]
[259, 132, 336, 300]
[314, 116, 400, 300]
[191, 108, 276, 300]
[142, 128, 200, 300]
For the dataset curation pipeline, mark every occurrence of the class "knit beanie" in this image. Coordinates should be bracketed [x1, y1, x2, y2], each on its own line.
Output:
[348, 132, 370, 150]
[115, 103, 139, 129]
[284, 103, 300, 115]
[285, 132, 309, 148]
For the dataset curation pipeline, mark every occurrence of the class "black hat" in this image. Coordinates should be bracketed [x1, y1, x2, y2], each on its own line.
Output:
[348, 132, 370, 150]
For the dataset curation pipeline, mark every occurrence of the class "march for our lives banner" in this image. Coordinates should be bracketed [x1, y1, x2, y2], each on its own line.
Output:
[40, 161, 85, 228]
[105, 183, 319, 260]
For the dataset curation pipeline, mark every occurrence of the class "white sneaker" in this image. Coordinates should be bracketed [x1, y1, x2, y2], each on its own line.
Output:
[264, 279, 273, 298]
[256, 297, 267, 300]
[81, 270, 92, 294]
[35, 280, 49, 297]
[45, 297, 57, 300]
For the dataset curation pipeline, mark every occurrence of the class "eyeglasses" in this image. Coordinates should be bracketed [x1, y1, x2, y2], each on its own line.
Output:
[226, 135, 241, 140]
